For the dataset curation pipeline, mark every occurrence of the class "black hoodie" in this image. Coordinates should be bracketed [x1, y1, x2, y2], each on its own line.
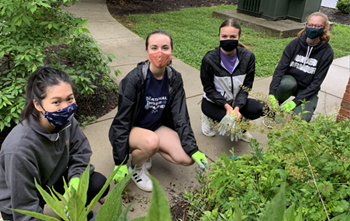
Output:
[269, 34, 334, 106]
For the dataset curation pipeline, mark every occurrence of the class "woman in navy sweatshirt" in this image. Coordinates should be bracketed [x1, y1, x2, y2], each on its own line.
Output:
[264, 12, 334, 127]
[0, 67, 108, 221]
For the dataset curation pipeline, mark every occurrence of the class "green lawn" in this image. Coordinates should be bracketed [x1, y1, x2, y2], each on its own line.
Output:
[122, 5, 350, 77]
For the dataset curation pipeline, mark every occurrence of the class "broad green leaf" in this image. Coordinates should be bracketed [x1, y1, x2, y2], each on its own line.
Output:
[261, 183, 286, 221]
[284, 204, 295, 221]
[34, 179, 68, 220]
[80, 20, 90, 27]
[95, 167, 132, 221]
[9, 208, 60, 221]
[145, 176, 172, 221]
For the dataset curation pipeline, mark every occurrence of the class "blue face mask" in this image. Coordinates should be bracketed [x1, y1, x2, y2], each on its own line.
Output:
[42, 102, 77, 127]
[305, 27, 324, 39]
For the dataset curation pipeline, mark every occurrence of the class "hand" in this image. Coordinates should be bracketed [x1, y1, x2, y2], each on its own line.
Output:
[113, 165, 129, 184]
[217, 114, 234, 136]
[191, 151, 208, 173]
[233, 107, 242, 119]
[269, 95, 279, 109]
[280, 101, 296, 113]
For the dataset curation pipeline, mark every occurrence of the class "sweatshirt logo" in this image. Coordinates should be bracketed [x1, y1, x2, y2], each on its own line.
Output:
[290, 54, 317, 75]
[66, 139, 70, 149]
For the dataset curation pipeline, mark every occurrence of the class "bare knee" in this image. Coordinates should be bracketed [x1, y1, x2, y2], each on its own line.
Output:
[143, 134, 160, 156]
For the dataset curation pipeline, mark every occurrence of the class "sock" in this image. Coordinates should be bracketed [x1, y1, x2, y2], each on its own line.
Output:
[130, 161, 135, 169]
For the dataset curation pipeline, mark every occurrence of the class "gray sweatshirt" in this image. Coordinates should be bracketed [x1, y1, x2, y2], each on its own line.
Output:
[0, 115, 95, 220]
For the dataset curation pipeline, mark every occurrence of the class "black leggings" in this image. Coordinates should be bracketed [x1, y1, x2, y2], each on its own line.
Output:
[1, 172, 109, 221]
[201, 97, 267, 122]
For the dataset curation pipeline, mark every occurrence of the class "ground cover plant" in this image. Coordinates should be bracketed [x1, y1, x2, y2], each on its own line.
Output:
[118, 5, 350, 77]
[182, 114, 350, 221]
[0, 0, 119, 132]
[11, 164, 172, 221]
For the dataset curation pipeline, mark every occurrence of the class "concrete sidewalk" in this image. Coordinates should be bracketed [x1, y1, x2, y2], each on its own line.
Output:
[59, 0, 349, 219]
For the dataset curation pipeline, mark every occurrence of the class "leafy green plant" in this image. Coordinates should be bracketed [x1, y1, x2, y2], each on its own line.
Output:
[183, 114, 350, 220]
[80, 115, 98, 128]
[10, 163, 172, 221]
[336, 0, 350, 14]
[0, 0, 119, 131]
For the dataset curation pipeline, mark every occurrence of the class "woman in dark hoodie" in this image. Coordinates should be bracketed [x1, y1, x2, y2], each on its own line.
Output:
[264, 12, 334, 127]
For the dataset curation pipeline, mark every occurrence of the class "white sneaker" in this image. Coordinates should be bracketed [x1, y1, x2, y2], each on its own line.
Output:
[144, 158, 152, 170]
[201, 113, 215, 137]
[129, 164, 153, 192]
[240, 131, 254, 142]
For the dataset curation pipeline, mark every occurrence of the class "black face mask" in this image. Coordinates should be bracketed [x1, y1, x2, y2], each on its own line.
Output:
[220, 40, 238, 52]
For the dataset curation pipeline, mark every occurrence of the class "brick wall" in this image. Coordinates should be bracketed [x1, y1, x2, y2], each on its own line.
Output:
[337, 78, 350, 122]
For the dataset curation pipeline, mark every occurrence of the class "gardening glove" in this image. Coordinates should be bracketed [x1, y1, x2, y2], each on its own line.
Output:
[226, 112, 240, 142]
[191, 151, 208, 173]
[269, 95, 279, 109]
[63, 177, 80, 198]
[113, 165, 129, 184]
[217, 114, 234, 136]
[280, 101, 296, 113]
[230, 120, 242, 142]
[68, 177, 80, 192]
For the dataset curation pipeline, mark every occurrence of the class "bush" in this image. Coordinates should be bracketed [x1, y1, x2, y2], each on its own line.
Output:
[184, 114, 350, 220]
[0, 0, 119, 131]
[336, 0, 350, 14]
[10, 163, 172, 221]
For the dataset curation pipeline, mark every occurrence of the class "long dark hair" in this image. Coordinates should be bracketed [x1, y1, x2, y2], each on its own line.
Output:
[20, 67, 74, 122]
[219, 19, 245, 48]
[145, 30, 173, 50]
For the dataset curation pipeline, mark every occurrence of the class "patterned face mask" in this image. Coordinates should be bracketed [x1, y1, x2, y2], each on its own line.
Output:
[305, 27, 324, 39]
[42, 102, 77, 127]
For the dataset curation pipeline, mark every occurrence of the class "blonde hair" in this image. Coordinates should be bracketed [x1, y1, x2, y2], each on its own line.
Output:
[297, 12, 331, 43]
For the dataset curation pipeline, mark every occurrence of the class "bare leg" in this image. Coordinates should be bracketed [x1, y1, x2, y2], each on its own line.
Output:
[155, 126, 194, 166]
[129, 127, 159, 167]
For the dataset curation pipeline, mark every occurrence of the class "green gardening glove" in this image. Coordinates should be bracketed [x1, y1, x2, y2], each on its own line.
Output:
[68, 177, 80, 192]
[113, 165, 129, 184]
[63, 177, 80, 198]
[191, 151, 208, 173]
[269, 95, 279, 109]
[280, 101, 296, 113]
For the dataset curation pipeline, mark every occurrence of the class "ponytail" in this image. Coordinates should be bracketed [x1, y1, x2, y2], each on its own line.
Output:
[20, 67, 74, 123]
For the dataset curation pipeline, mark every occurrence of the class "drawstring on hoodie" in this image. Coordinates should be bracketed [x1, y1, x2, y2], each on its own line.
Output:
[304, 46, 313, 65]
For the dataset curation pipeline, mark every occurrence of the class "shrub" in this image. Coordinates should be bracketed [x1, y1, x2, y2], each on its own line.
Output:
[10, 163, 172, 221]
[184, 114, 350, 220]
[336, 0, 350, 14]
[0, 0, 119, 131]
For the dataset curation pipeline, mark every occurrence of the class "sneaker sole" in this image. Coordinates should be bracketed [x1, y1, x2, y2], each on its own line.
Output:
[202, 130, 215, 137]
